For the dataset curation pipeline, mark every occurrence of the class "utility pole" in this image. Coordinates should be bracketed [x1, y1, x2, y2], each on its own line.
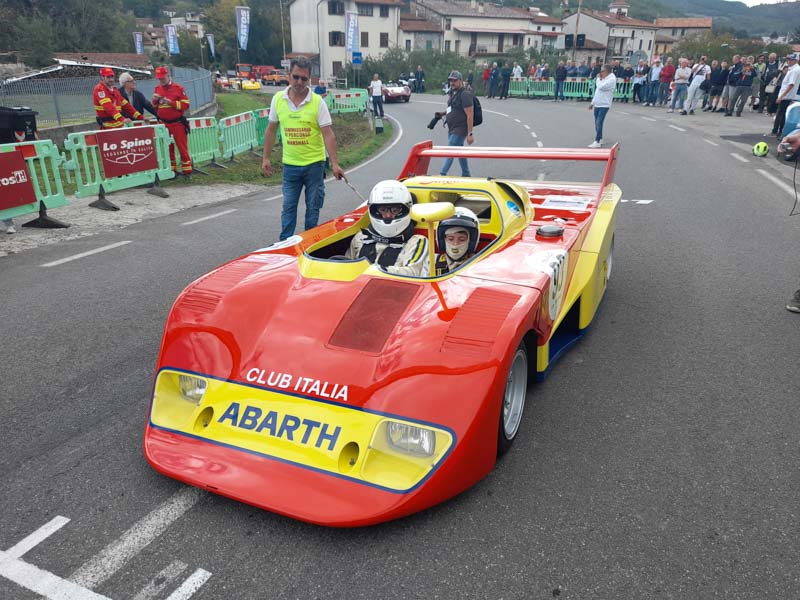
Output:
[279, 0, 288, 62]
[572, 0, 582, 62]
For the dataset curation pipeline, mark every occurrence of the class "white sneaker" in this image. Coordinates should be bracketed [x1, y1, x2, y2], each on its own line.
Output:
[5, 225, 16, 234]
[588, 141, 602, 148]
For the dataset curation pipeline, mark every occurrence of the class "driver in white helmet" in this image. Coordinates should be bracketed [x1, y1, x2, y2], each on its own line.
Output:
[434, 207, 480, 275]
[346, 180, 429, 276]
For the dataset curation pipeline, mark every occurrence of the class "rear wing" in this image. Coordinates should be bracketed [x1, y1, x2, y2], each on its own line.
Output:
[398, 141, 620, 204]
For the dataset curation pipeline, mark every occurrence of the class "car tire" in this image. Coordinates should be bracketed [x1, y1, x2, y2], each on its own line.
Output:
[404, 96, 410, 102]
[497, 341, 528, 456]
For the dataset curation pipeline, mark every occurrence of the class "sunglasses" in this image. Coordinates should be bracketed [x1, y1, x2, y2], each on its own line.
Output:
[292, 74, 309, 82]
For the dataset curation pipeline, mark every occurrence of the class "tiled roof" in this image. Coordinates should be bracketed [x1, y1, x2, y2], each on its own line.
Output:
[654, 17, 712, 28]
[400, 16, 443, 32]
[579, 10, 659, 29]
[53, 53, 152, 69]
[415, 0, 533, 19]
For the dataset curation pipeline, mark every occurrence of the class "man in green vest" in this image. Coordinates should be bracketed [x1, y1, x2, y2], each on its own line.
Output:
[262, 57, 344, 240]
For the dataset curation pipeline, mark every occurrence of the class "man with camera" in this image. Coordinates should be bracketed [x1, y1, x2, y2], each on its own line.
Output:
[433, 71, 475, 177]
[779, 130, 800, 313]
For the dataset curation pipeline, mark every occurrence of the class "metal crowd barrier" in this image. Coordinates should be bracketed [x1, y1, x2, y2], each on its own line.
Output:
[63, 124, 174, 206]
[0, 139, 70, 227]
[218, 111, 260, 161]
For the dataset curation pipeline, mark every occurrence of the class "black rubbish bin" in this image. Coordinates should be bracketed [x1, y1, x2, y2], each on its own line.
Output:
[0, 106, 39, 144]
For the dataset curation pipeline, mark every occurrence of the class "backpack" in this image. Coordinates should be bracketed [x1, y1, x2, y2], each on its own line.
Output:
[454, 89, 483, 127]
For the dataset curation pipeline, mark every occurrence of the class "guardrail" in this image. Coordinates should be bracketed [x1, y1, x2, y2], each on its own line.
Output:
[500, 77, 633, 101]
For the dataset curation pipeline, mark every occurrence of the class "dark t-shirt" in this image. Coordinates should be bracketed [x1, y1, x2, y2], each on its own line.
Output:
[445, 87, 475, 137]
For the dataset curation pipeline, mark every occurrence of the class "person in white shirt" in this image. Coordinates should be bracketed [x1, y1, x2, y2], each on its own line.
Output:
[368, 73, 385, 118]
[773, 53, 800, 137]
[669, 58, 691, 113]
[684, 56, 710, 114]
[588, 65, 616, 148]
[512, 62, 523, 78]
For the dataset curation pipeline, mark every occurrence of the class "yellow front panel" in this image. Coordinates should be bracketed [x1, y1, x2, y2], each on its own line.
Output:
[150, 370, 454, 492]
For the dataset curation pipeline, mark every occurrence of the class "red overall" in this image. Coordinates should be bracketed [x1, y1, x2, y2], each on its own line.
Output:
[153, 81, 192, 174]
[93, 82, 141, 128]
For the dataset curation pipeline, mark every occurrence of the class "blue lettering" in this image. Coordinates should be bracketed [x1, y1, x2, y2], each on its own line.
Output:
[277, 415, 301, 441]
[255, 410, 278, 436]
[316, 423, 341, 451]
[239, 406, 262, 430]
[218, 402, 240, 426]
[299, 419, 322, 445]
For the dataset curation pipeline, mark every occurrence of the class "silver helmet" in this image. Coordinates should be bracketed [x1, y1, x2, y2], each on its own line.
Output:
[368, 180, 413, 238]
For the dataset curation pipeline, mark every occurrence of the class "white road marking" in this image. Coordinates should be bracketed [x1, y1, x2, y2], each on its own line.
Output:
[131, 561, 188, 600]
[514, 118, 521, 123]
[756, 168, 798, 198]
[668, 125, 686, 132]
[621, 199, 655, 204]
[536, 141, 544, 147]
[523, 124, 530, 130]
[70, 487, 204, 589]
[530, 131, 537, 138]
[164, 569, 213, 600]
[617, 111, 630, 115]
[641, 117, 657, 122]
[181, 209, 237, 226]
[40, 241, 132, 268]
[536, 173, 546, 181]
[730, 153, 750, 163]
[0, 550, 111, 600]
[703, 139, 719, 146]
[484, 109, 509, 117]
[6, 516, 69, 559]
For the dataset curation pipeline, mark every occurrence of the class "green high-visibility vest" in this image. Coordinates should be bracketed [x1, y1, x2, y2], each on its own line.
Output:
[274, 92, 325, 166]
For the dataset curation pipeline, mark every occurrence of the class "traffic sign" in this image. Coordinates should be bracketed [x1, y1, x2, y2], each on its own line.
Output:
[352, 51, 362, 65]
[280, 59, 291, 69]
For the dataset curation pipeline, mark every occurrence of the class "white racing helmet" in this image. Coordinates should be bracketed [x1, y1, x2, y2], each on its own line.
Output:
[368, 180, 413, 238]
[437, 207, 479, 261]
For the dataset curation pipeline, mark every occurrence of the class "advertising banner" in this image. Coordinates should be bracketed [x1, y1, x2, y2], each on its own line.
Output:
[207, 34, 216, 58]
[133, 32, 144, 55]
[97, 127, 158, 179]
[0, 151, 37, 211]
[165, 25, 180, 55]
[345, 12, 359, 53]
[236, 6, 251, 51]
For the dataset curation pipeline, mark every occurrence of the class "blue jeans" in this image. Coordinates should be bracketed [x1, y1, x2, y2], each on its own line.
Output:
[372, 96, 384, 117]
[593, 107, 609, 142]
[647, 80, 660, 104]
[440, 133, 470, 176]
[554, 80, 565, 100]
[671, 83, 688, 110]
[658, 82, 670, 105]
[280, 160, 325, 240]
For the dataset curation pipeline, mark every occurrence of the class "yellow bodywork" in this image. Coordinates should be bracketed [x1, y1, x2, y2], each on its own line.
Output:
[150, 369, 454, 492]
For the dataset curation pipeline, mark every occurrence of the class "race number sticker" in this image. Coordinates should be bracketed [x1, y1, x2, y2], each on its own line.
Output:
[530, 249, 568, 320]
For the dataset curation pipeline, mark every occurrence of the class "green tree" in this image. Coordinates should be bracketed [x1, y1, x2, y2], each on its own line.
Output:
[16, 16, 56, 67]
[170, 30, 203, 67]
[791, 26, 800, 44]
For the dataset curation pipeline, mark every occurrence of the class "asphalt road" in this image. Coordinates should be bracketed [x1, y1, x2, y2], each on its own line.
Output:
[1, 94, 799, 600]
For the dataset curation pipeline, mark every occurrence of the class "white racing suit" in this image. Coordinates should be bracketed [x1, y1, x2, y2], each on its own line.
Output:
[346, 224, 429, 277]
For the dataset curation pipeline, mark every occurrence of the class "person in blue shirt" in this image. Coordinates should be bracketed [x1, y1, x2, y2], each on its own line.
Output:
[313, 80, 328, 98]
[577, 60, 590, 78]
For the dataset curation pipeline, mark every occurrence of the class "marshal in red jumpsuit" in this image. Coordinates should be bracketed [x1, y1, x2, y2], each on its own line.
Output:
[153, 77, 192, 175]
[93, 82, 141, 129]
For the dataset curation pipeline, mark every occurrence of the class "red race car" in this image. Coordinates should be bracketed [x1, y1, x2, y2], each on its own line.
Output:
[383, 81, 411, 102]
[144, 142, 621, 526]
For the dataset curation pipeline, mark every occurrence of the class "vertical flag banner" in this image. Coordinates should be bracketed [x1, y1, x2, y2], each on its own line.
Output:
[133, 32, 144, 55]
[207, 34, 216, 58]
[165, 25, 180, 55]
[236, 6, 251, 51]
[345, 12, 360, 53]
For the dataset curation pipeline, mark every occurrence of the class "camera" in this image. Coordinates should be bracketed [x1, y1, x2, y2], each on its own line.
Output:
[778, 141, 799, 162]
[427, 112, 444, 130]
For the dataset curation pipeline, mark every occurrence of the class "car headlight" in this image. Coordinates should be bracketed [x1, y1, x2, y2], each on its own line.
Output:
[386, 421, 436, 457]
[178, 374, 208, 405]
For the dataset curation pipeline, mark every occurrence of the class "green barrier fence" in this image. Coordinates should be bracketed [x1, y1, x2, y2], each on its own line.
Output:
[504, 77, 633, 101]
[508, 77, 528, 97]
[187, 116, 224, 168]
[218, 111, 260, 161]
[0, 139, 70, 225]
[529, 78, 555, 97]
[613, 79, 633, 100]
[563, 78, 592, 99]
[326, 90, 368, 114]
[252, 108, 282, 147]
[63, 124, 175, 202]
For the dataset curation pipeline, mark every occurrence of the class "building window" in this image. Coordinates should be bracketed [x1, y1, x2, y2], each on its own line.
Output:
[380, 32, 389, 47]
[551, 26, 556, 31]
[648, 39, 652, 50]
[426, 39, 432, 50]
[445, 18, 451, 30]
[455, 39, 460, 53]
[380, 5, 389, 17]
[537, 26, 541, 31]
[445, 40, 451, 52]
[361, 31, 369, 47]
[328, 1, 344, 15]
[405, 39, 411, 51]
[639, 39, 642, 49]
[333, 61, 343, 76]
[357, 4, 373, 16]
[671, 28, 677, 36]
[631, 30, 635, 38]
[329, 31, 345, 46]
[681, 28, 686, 36]
[513, 33, 522, 46]
[527, 37, 531, 46]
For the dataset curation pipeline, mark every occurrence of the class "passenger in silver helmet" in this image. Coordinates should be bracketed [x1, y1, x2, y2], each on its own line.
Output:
[434, 207, 480, 275]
